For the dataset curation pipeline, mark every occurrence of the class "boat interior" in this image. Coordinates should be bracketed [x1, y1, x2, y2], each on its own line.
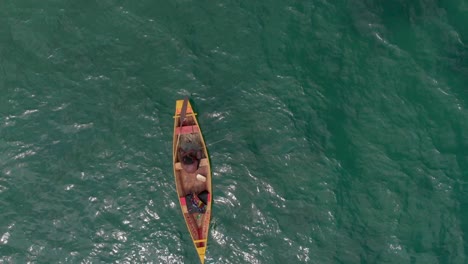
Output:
[174, 113, 211, 248]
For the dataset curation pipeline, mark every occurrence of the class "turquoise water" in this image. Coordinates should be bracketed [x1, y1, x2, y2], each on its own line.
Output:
[1, 1, 467, 263]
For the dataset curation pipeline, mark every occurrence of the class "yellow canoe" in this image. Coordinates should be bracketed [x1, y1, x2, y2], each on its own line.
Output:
[172, 98, 212, 264]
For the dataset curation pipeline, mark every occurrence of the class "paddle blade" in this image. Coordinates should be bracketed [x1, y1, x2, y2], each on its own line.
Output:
[179, 97, 189, 126]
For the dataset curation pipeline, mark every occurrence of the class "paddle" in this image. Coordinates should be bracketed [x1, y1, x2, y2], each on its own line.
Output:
[175, 97, 189, 157]
[179, 96, 189, 128]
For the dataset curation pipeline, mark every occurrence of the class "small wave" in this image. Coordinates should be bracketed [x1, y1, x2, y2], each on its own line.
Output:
[13, 149, 37, 160]
[0, 232, 10, 245]
[21, 109, 39, 116]
[60, 122, 94, 134]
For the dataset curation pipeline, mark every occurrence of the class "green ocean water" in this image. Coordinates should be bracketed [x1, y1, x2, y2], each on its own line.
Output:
[1, 1, 467, 263]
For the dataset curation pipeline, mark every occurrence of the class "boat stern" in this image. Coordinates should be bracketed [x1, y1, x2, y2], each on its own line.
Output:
[196, 247, 206, 264]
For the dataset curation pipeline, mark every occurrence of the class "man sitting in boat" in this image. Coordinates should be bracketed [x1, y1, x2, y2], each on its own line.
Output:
[179, 146, 202, 173]
[181, 155, 198, 173]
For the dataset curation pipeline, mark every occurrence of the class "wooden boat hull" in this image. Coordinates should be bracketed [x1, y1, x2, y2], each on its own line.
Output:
[172, 99, 212, 264]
